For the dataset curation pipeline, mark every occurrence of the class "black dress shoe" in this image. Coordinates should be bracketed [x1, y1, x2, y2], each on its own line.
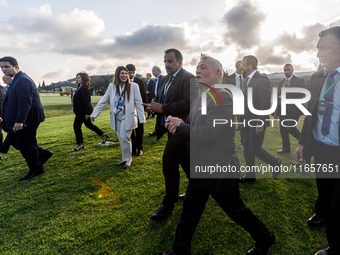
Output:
[149, 132, 156, 136]
[137, 150, 143, 156]
[118, 161, 126, 166]
[19, 170, 44, 181]
[277, 149, 290, 154]
[272, 158, 282, 178]
[150, 205, 173, 220]
[247, 234, 275, 255]
[308, 213, 325, 228]
[0, 145, 8, 154]
[40, 150, 54, 165]
[178, 193, 186, 200]
[314, 247, 332, 255]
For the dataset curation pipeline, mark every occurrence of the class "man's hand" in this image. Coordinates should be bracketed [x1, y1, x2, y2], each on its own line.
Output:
[165, 116, 184, 134]
[148, 102, 163, 114]
[283, 81, 290, 87]
[13, 123, 24, 132]
[91, 117, 95, 122]
[0, 117, 3, 123]
[85, 115, 90, 120]
[295, 144, 306, 165]
[255, 125, 264, 135]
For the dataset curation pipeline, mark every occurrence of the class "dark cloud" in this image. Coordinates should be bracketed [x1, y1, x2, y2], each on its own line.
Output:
[254, 45, 292, 66]
[222, 1, 266, 49]
[275, 23, 326, 53]
[42, 69, 65, 79]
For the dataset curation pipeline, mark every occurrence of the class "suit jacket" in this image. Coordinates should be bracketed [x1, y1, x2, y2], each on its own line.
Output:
[145, 79, 155, 102]
[299, 70, 340, 157]
[0, 85, 7, 129]
[176, 88, 240, 191]
[243, 71, 272, 126]
[155, 68, 195, 140]
[224, 72, 241, 86]
[277, 75, 306, 118]
[132, 77, 147, 104]
[91, 82, 146, 131]
[3, 71, 45, 132]
[72, 86, 93, 117]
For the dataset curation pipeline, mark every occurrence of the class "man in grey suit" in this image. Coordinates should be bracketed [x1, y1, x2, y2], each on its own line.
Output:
[276, 64, 306, 154]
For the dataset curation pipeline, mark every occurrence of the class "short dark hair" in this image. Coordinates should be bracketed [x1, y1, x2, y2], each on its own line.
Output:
[164, 48, 183, 62]
[126, 64, 136, 71]
[0, 56, 18, 67]
[319, 26, 340, 43]
[243, 55, 258, 69]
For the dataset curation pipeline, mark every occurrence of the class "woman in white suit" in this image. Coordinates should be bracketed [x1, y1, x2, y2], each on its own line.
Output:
[91, 66, 146, 168]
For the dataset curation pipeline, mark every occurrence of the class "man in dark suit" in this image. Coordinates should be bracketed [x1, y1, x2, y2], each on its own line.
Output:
[126, 64, 147, 156]
[225, 60, 243, 88]
[147, 49, 194, 220]
[225, 60, 244, 147]
[276, 64, 306, 154]
[0, 82, 7, 162]
[295, 26, 340, 255]
[145, 73, 155, 119]
[0, 56, 53, 181]
[149, 66, 164, 136]
[241, 55, 281, 182]
[158, 56, 275, 255]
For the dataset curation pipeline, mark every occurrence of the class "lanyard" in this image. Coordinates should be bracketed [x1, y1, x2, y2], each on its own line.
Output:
[323, 74, 340, 99]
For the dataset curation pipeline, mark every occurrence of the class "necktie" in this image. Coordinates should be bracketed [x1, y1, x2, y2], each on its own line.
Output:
[321, 70, 338, 135]
[154, 77, 158, 97]
[242, 76, 249, 93]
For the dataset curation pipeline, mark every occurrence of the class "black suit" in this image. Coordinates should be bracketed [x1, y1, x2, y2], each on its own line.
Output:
[172, 89, 273, 254]
[241, 71, 279, 173]
[0, 85, 7, 146]
[299, 70, 340, 253]
[155, 68, 195, 207]
[145, 79, 155, 103]
[277, 75, 306, 151]
[3, 71, 50, 173]
[72, 85, 104, 144]
[131, 77, 146, 154]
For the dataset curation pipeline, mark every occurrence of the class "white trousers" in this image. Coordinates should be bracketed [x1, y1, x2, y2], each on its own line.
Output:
[115, 111, 132, 162]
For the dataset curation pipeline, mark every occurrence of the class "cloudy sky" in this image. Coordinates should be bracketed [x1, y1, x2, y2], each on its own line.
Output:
[0, 0, 340, 85]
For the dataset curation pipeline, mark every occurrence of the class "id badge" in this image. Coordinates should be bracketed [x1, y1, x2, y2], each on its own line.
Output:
[318, 100, 328, 115]
[118, 101, 123, 110]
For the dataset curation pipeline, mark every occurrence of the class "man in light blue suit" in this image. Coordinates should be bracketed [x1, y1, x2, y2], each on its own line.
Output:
[0, 56, 53, 181]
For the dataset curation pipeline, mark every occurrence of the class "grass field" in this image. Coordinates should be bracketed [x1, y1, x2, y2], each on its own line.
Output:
[0, 95, 327, 255]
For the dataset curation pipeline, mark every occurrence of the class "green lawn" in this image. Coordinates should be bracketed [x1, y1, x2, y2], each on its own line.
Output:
[0, 95, 327, 254]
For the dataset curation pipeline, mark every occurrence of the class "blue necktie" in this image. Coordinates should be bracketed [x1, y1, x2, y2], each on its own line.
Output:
[321, 70, 338, 135]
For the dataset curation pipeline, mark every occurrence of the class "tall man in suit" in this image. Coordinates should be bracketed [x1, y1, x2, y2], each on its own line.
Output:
[147, 49, 195, 220]
[295, 26, 340, 255]
[0, 56, 53, 181]
[276, 64, 306, 154]
[241, 55, 281, 182]
[149, 66, 164, 136]
[158, 56, 275, 255]
[126, 64, 147, 156]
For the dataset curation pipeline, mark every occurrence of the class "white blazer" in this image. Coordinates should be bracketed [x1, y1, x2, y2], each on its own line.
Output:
[91, 82, 146, 131]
